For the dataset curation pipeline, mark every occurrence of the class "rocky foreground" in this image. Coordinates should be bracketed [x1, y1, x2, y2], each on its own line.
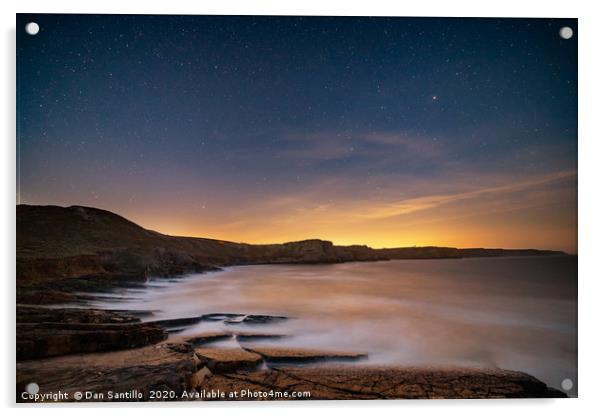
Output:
[16, 306, 566, 402]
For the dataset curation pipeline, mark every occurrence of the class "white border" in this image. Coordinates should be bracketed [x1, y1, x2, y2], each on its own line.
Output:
[2, 1, 601, 415]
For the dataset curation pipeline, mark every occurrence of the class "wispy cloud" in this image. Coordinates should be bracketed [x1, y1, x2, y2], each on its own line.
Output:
[276, 130, 444, 162]
[353, 170, 576, 220]
[213, 169, 575, 232]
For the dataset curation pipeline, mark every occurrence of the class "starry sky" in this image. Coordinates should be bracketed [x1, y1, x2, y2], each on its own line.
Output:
[17, 14, 577, 252]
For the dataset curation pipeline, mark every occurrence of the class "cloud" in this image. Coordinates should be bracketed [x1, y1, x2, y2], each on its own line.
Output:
[214, 169, 575, 234]
[276, 130, 444, 163]
[353, 170, 576, 220]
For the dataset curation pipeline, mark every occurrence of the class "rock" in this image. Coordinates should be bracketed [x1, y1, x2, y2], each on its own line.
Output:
[188, 367, 213, 390]
[166, 327, 188, 334]
[201, 313, 245, 321]
[16, 289, 81, 305]
[278, 239, 339, 263]
[194, 348, 263, 373]
[17, 322, 167, 361]
[152, 316, 206, 328]
[334, 244, 386, 262]
[198, 366, 568, 400]
[244, 347, 367, 364]
[235, 332, 288, 342]
[165, 341, 194, 354]
[16, 342, 567, 402]
[192, 353, 203, 369]
[105, 309, 158, 319]
[224, 314, 288, 325]
[17, 341, 198, 402]
[16, 305, 141, 324]
[183, 332, 234, 346]
[153, 313, 250, 330]
[177, 331, 287, 346]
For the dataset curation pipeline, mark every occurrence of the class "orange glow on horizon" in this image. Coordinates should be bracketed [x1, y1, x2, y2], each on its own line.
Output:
[135, 171, 577, 254]
[22, 169, 577, 254]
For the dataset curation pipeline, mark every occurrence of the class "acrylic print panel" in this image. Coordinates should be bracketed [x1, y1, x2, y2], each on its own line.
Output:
[16, 14, 577, 402]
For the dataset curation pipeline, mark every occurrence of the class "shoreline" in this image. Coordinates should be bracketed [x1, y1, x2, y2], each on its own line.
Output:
[17, 253, 576, 307]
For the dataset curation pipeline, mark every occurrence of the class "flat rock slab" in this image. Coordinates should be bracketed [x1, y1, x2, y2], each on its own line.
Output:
[17, 342, 200, 402]
[244, 347, 367, 364]
[235, 333, 288, 342]
[175, 331, 287, 346]
[16, 305, 141, 324]
[183, 332, 234, 346]
[195, 348, 263, 373]
[199, 366, 567, 400]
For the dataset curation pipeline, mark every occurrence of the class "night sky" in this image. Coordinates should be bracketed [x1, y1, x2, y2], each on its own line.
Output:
[17, 15, 577, 252]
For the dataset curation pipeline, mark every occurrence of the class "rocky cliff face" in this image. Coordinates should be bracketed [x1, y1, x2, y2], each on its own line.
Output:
[378, 246, 463, 259]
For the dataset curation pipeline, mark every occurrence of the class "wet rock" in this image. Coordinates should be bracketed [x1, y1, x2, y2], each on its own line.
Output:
[105, 309, 158, 319]
[235, 333, 288, 342]
[224, 314, 288, 325]
[244, 347, 367, 364]
[166, 327, 189, 334]
[178, 331, 287, 346]
[152, 316, 206, 328]
[194, 348, 263, 373]
[153, 313, 250, 330]
[201, 313, 245, 321]
[183, 332, 234, 346]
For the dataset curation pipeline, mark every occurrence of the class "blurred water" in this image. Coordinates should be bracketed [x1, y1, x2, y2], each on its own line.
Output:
[90, 256, 577, 394]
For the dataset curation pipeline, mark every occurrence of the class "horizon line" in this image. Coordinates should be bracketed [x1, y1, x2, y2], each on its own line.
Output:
[16, 203, 575, 255]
